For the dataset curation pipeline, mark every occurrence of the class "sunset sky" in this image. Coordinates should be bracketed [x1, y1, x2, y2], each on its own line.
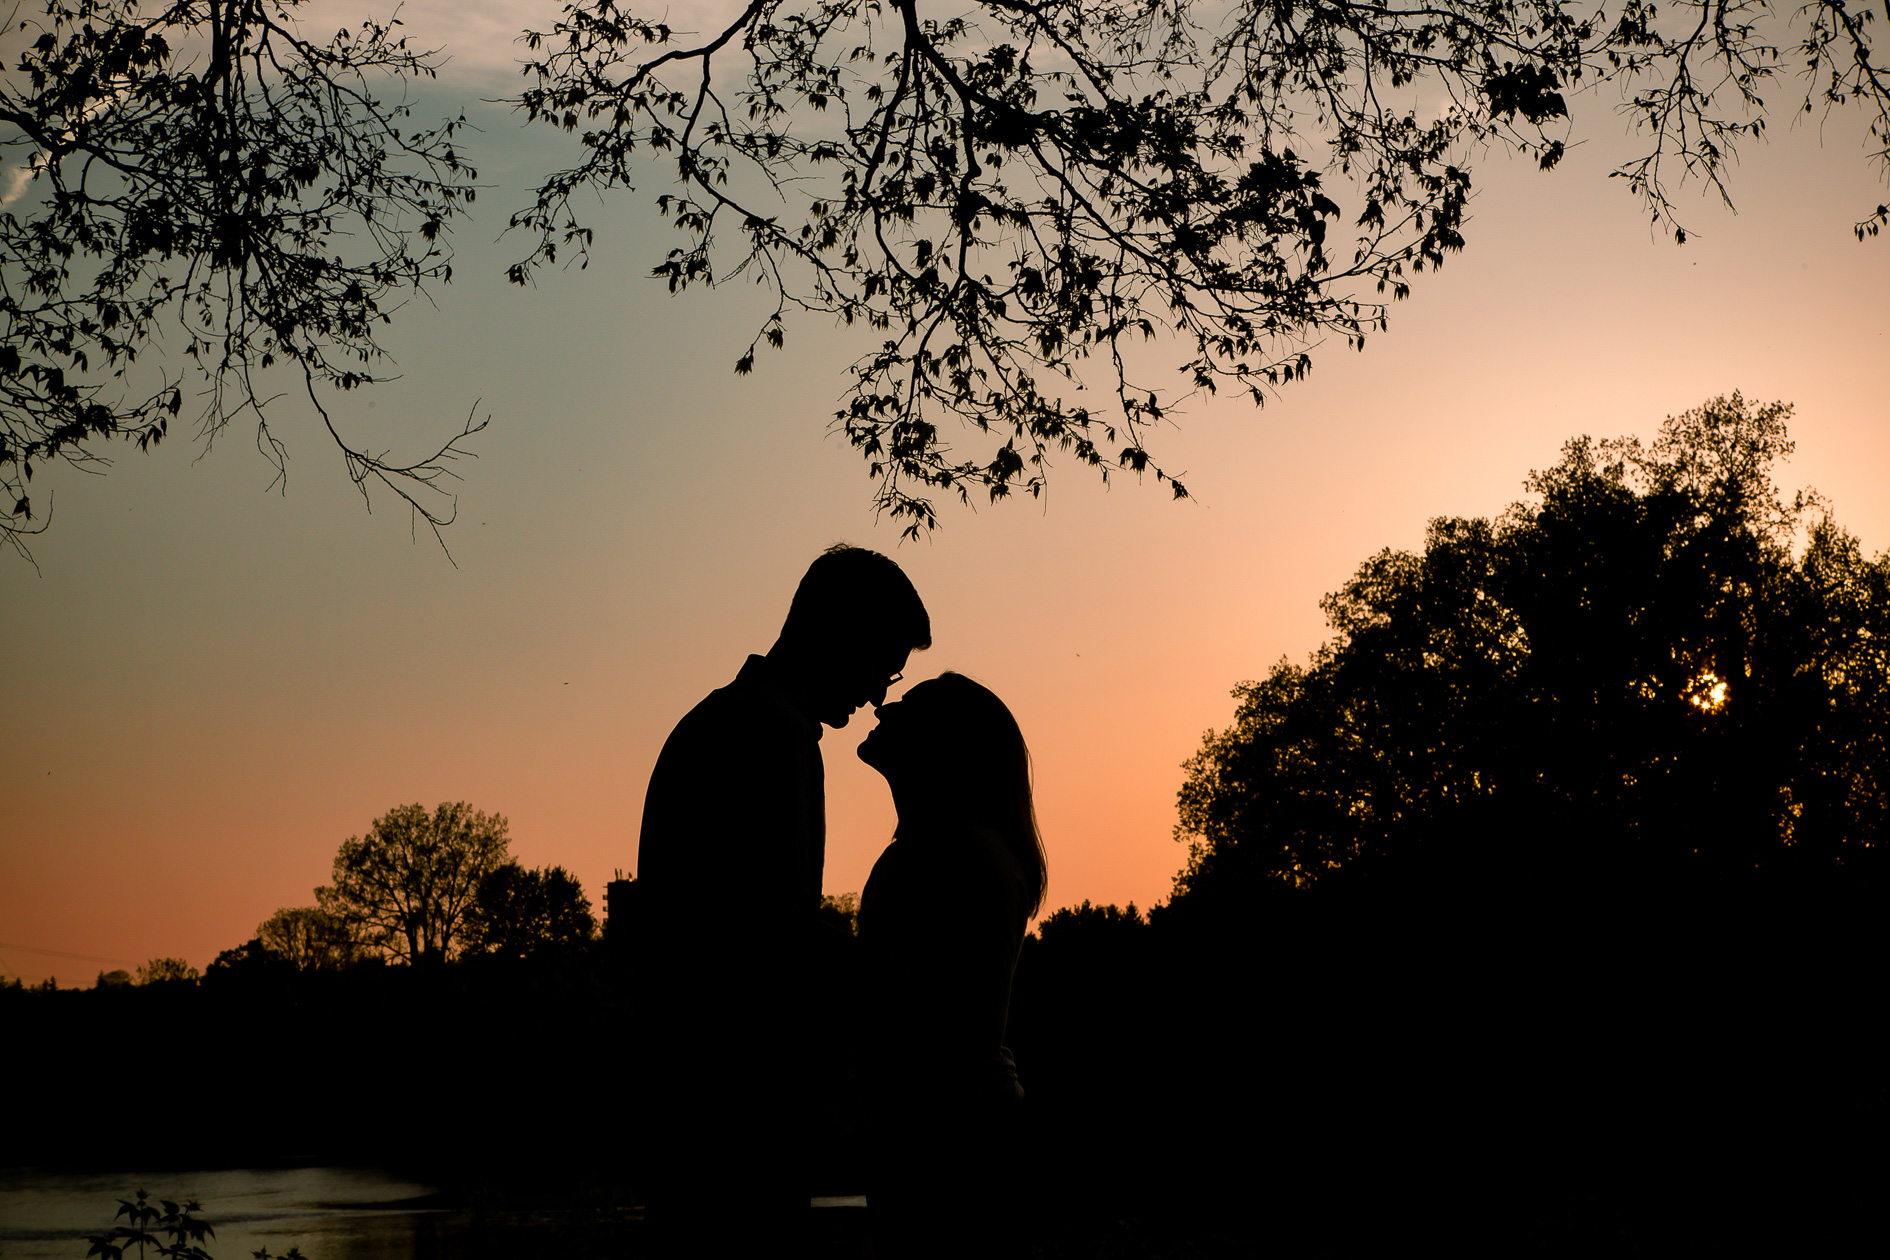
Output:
[2, 1, 1886, 984]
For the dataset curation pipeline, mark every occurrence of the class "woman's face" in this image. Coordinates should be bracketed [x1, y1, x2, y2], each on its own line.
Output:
[856, 680, 948, 780]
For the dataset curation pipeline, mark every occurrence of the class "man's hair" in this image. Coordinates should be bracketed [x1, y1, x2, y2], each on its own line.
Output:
[780, 544, 931, 651]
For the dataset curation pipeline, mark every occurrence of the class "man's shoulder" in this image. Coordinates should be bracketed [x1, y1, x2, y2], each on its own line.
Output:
[699, 658, 807, 723]
[658, 658, 815, 758]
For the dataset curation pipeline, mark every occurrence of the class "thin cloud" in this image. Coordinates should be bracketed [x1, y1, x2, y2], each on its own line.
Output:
[300, 0, 754, 80]
[0, 161, 35, 207]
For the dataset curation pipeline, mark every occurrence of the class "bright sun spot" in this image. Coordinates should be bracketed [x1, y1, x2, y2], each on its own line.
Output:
[1688, 672, 1729, 712]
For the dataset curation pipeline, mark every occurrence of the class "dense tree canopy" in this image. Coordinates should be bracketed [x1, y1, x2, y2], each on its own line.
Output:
[513, 0, 1890, 532]
[1170, 394, 1889, 914]
[255, 904, 360, 971]
[319, 801, 512, 964]
[467, 861, 597, 959]
[134, 955, 199, 984]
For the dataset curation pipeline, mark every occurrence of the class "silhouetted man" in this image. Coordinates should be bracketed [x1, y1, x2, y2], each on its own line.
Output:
[635, 544, 930, 1254]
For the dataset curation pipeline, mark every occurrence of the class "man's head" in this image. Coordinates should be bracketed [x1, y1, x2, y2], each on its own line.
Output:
[772, 544, 930, 727]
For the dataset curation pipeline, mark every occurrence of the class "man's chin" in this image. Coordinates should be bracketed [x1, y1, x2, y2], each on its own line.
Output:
[821, 708, 855, 729]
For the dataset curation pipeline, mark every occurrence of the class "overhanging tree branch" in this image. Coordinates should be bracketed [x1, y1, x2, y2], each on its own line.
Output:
[0, 0, 481, 561]
[507, 0, 1885, 536]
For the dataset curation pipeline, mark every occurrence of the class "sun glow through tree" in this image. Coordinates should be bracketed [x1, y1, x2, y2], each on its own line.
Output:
[1688, 672, 1729, 712]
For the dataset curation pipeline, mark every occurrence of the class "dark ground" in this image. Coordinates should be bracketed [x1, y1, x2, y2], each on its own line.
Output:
[6, 889, 1880, 1255]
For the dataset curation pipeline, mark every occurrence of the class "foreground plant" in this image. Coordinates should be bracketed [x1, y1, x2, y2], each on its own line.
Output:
[85, 1191, 213, 1260]
[85, 1191, 305, 1260]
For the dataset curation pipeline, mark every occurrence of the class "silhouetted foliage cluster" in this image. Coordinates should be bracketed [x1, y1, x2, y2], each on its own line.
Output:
[512, 0, 1890, 533]
[1168, 394, 1888, 918]
[85, 1190, 215, 1260]
[133, 956, 200, 986]
[70, 960, 202, 987]
[196, 802, 602, 979]
[8, 924, 622, 1171]
[468, 862, 597, 960]
[1037, 899, 1146, 946]
[1008, 900, 1152, 1101]
[203, 936, 294, 984]
[254, 905, 359, 972]
[318, 801, 513, 964]
[85, 1191, 313, 1260]
[0, 0, 482, 560]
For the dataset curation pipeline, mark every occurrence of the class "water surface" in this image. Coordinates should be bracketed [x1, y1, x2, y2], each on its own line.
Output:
[0, 1167, 449, 1260]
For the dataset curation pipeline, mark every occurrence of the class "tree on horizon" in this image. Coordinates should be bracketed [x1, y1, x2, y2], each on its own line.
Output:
[256, 905, 362, 972]
[467, 862, 597, 960]
[319, 801, 512, 964]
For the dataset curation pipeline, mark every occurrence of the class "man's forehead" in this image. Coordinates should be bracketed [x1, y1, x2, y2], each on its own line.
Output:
[829, 638, 912, 675]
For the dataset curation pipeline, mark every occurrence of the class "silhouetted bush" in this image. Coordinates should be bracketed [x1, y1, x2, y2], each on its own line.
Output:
[319, 802, 513, 964]
[202, 938, 295, 990]
[1036, 899, 1147, 946]
[467, 862, 596, 959]
[135, 957, 200, 986]
[256, 906, 361, 972]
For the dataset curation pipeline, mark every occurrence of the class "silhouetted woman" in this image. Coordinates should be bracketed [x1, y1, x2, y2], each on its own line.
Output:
[856, 672, 1048, 1259]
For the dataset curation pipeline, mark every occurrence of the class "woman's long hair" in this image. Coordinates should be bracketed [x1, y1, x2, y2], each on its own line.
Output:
[928, 672, 1048, 916]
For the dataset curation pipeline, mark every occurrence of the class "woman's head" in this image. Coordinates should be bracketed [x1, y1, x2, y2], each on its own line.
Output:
[858, 672, 1047, 914]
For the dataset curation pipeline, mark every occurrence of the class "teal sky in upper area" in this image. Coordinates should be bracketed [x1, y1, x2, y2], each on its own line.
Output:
[2, 3, 1886, 980]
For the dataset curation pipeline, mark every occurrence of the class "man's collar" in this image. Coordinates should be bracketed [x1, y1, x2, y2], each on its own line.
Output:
[736, 654, 823, 740]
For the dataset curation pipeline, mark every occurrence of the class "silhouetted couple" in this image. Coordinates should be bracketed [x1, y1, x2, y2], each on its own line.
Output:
[635, 545, 1045, 1258]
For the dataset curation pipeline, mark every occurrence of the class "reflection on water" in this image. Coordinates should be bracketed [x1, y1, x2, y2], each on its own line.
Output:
[0, 1167, 453, 1260]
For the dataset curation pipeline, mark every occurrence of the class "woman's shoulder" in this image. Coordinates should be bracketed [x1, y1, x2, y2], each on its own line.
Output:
[966, 823, 1027, 883]
[868, 820, 1024, 897]
[940, 824, 1031, 921]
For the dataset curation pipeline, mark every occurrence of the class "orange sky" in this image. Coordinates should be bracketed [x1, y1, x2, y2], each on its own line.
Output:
[2, 4, 1887, 984]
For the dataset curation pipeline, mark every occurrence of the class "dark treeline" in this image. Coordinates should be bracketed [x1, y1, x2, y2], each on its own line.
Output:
[5, 802, 620, 1184]
[4, 924, 621, 1168]
[6, 395, 1883, 1251]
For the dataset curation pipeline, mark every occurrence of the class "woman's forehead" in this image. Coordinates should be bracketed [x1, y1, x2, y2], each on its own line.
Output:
[904, 675, 981, 709]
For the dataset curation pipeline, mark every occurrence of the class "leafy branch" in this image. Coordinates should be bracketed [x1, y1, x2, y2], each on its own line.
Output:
[508, 0, 1887, 534]
[85, 1190, 214, 1260]
[0, 0, 483, 562]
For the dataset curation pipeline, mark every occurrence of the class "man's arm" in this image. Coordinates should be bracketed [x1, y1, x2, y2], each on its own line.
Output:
[637, 695, 819, 1004]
